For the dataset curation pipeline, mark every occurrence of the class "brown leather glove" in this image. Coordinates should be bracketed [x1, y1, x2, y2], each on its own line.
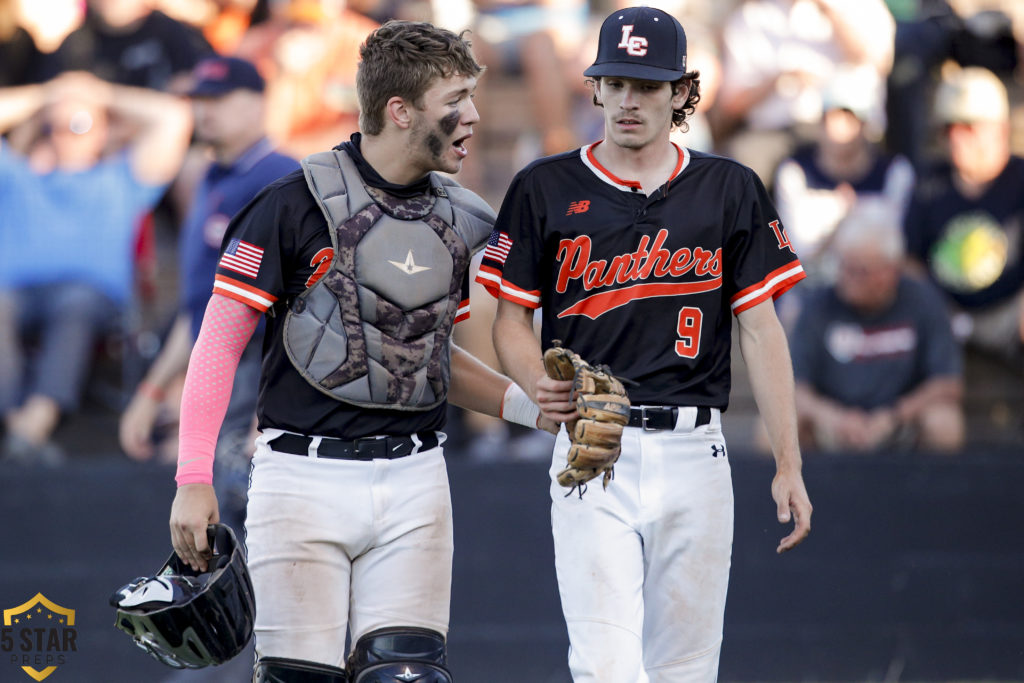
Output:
[543, 342, 631, 493]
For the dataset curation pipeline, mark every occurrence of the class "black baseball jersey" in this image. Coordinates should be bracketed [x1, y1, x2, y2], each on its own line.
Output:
[213, 139, 472, 439]
[477, 142, 805, 409]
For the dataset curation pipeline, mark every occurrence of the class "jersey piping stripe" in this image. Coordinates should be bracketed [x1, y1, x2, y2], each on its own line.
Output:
[557, 278, 722, 320]
[580, 141, 690, 193]
[476, 265, 542, 308]
[475, 264, 502, 296]
[497, 278, 542, 307]
[729, 262, 806, 315]
[454, 299, 471, 323]
[213, 274, 277, 312]
[476, 265, 542, 307]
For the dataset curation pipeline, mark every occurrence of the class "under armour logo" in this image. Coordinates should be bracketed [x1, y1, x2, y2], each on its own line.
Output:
[617, 25, 648, 57]
[388, 250, 431, 275]
[711, 444, 726, 458]
[566, 200, 591, 215]
[393, 668, 423, 682]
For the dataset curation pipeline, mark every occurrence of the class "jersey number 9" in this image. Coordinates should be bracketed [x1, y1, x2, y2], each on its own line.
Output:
[675, 307, 702, 359]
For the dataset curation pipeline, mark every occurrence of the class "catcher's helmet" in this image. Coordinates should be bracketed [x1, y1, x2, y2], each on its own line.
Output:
[111, 524, 255, 669]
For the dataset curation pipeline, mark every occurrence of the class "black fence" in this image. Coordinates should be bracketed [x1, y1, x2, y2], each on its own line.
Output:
[1, 449, 1022, 682]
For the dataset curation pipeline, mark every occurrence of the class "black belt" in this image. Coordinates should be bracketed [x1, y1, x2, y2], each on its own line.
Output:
[627, 406, 712, 431]
[269, 432, 440, 460]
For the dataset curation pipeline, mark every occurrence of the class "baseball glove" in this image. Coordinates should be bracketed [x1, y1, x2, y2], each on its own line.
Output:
[543, 342, 631, 493]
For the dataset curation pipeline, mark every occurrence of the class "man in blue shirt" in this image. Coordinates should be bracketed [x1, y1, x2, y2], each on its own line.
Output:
[0, 70, 191, 464]
[119, 56, 298, 531]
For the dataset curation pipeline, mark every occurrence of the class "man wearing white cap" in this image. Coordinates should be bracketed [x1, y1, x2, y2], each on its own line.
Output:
[904, 66, 1024, 361]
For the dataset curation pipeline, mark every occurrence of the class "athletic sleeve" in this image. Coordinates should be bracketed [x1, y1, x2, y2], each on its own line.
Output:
[175, 294, 261, 486]
[211, 186, 289, 313]
[474, 170, 544, 308]
[725, 169, 806, 315]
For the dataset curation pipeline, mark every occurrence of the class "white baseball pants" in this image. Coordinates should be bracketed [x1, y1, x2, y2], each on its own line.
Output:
[550, 408, 734, 682]
[245, 429, 454, 669]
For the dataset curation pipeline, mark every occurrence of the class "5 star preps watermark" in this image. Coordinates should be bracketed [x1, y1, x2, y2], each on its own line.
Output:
[2, 593, 77, 681]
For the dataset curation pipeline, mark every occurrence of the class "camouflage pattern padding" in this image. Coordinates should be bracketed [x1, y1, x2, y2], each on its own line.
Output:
[285, 148, 491, 411]
[365, 185, 435, 219]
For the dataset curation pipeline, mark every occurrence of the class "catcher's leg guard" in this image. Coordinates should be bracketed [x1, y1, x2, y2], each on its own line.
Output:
[348, 627, 453, 683]
[253, 656, 349, 682]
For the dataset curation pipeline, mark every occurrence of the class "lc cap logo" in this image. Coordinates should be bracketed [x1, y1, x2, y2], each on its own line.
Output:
[585, 6, 687, 82]
[2, 593, 77, 681]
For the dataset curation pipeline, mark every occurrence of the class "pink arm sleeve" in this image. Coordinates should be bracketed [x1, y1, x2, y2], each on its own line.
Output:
[175, 294, 261, 486]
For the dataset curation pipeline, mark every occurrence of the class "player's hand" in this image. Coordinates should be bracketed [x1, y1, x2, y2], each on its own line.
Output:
[119, 393, 160, 461]
[534, 375, 576, 424]
[169, 484, 219, 572]
[772, 468, 812, 554]
[537, 415, 560, 435]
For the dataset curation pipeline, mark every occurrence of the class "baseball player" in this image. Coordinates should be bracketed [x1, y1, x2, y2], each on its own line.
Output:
[167, 21, 548, 682]
[478, 7, 813, 681]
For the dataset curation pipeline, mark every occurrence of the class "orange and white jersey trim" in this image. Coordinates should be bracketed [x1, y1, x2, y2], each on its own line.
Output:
[730, 261, 805, 315]
[454, 298, 471, 323]
[213, 274, 278, 312]
[476, 265, 543, 309]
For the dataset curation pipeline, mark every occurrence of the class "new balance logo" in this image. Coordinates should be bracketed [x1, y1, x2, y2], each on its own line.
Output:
[566, 200, 591, 216]
[711, 444, 726, 458]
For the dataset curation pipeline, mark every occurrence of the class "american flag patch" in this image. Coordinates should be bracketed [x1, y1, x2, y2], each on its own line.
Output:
[219, 238, 264, 279]
[483, 231, 513, 265]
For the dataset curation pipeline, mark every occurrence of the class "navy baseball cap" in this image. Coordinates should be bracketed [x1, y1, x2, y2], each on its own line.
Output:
[187, 56, 265, 97]
[584, 6, 687, 82]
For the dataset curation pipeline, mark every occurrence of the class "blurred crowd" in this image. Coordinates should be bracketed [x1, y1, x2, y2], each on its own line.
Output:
[1, 0, 1022, 467]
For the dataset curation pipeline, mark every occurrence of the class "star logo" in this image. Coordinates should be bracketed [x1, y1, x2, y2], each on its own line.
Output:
[3, 593, 76, 681]
[394, 668, 423, 682]
[388, 250, 431, 275]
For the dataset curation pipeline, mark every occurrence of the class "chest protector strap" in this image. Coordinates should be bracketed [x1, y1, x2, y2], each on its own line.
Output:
[283, 148, 494, 410]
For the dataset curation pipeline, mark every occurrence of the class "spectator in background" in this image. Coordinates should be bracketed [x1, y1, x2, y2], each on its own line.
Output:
[0, 0, 47, 87]
[774, 64, 915, 287]
[886, 0, 1018, 171]
[903, 66, 1024, 363]
[791, 204, 964, 453]
[470, 0, 584, 158]
[10, 0, 82, 57]
[235, 0, 379, 158]
[714, 0, 895, 186]
[45, 0, 213, 91]
[119, 56, 297, 532]
[154, 0, 265, 54]
[0, 71, 191, 464]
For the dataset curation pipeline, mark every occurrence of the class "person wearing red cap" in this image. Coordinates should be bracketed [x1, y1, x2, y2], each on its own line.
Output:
[118, 56, 298, 545]
[479, 6, 813, 680]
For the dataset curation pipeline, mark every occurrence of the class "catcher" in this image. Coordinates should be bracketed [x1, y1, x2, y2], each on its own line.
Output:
[542, 342, 630, 493]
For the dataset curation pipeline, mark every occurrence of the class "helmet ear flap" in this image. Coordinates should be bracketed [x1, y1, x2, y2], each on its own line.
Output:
[111, 524, 255, 668]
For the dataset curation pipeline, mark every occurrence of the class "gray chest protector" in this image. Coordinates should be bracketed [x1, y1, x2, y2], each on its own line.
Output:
[284, 148, 495, 410]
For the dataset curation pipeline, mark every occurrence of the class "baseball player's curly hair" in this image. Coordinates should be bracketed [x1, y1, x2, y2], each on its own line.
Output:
[588, 71, 703, 132]
[357, 20, 484, 136]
